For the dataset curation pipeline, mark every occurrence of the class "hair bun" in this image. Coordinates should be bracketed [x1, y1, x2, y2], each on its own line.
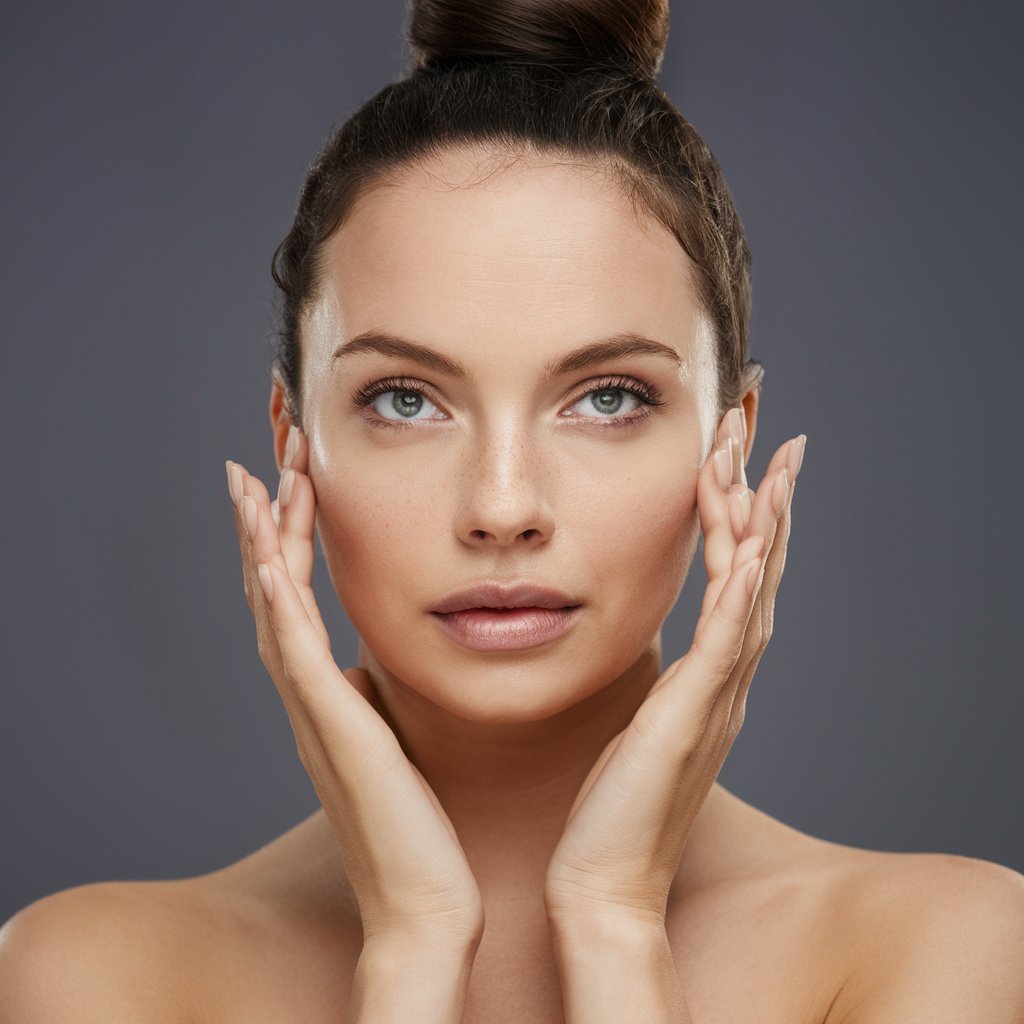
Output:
[407, 0, 670, 81]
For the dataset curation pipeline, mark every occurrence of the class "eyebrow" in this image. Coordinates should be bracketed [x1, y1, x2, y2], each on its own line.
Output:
[331, 330, 683, 381]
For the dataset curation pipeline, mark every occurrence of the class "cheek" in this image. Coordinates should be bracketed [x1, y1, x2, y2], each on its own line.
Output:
[583, 463, 700, 629]
[312, 461, 438, 623]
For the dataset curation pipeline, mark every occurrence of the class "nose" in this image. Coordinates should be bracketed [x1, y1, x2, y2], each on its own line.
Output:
[453, 427, 556, 549]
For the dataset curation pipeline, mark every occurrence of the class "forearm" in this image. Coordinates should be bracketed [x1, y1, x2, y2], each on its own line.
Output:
[548, 911, 692, 1024]
[345, 931, 481, 1024]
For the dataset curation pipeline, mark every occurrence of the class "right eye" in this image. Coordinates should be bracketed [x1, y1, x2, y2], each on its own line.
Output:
[351, 377, 448, 427]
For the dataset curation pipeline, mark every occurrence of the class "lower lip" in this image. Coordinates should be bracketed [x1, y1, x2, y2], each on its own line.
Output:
[430, 606, 583, 652]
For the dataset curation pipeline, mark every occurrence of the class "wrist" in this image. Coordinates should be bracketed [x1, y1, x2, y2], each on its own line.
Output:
[547, 903, 668, 955]
[546, 894, 667, 939]
[347, 931, 481, 1024]
[546, 910, 688, 1023]
[361, 923, 483, 961]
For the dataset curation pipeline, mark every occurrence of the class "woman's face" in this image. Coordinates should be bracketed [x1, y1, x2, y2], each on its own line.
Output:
[296, 145, 721, 723]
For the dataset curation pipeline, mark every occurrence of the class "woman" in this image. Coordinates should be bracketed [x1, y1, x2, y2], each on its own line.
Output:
[3, 0, 1022, 1021]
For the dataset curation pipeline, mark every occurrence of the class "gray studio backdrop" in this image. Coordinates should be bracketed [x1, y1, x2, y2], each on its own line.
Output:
[3, 1, 1022, 923]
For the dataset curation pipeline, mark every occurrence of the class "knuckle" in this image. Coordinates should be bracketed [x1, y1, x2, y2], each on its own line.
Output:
[694, 634, 742, 678]
[634, 698, 704, 764]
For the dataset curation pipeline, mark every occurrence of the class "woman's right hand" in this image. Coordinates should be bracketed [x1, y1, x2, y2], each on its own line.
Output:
[224, 427, 484, 949]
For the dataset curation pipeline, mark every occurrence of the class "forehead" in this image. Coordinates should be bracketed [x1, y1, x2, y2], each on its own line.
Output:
[309, 145, 707, 370]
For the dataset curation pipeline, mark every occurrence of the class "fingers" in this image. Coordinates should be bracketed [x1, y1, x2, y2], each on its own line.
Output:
[700, 422, 793, 585]
[647, 430, 807, 754]
[730, 437, 805, 702]
[276, 427, 316, 588]
[226, 461, 254, 610]
[225, 455, 384, 749]
[640, 539, 766, 749]
[712, 435, 806, 746]
[696, 442, 791, 635]
[253, 559, 336, 703]
[254, 557, 400, 769]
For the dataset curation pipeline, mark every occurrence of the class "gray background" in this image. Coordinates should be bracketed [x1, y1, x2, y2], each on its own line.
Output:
[3, 1, 1022, 924]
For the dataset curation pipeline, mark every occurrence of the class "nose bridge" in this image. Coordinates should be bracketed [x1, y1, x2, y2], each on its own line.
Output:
[476, 409, 537, 479]
[456, 410, 553, 543]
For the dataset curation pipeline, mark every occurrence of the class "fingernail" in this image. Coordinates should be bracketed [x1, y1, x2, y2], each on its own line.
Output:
[771, 468, 790, 517]
[729, 487, 751, 540]
[745, 557, 761, 597]
[227, 463, 243, 508]
[787, 434, 807, 481]
[284, 425, 299, 469]
[713, 440, 732, 491]
[279, 467, 295, 509]
[728, 407, 744, 443]
[242, 495, 258, 540]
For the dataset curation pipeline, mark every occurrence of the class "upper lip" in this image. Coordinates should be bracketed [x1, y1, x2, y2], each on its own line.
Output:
[431, 581, 581, 614]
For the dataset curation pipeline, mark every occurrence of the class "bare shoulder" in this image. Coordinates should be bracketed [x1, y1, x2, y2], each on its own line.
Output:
[669, 791, 1024, 1024]
[822, 847, 1024, 1022]
[0, 879, 209, 1022]
[0, 864, 361, 1023]
[0, 866, 361, 1023]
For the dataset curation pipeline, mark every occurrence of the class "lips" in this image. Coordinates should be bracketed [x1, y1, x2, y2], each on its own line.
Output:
[431, 581, 581, 615]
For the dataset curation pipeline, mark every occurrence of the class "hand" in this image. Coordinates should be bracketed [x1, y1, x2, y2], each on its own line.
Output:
[543, 409, 806, 925]
[224, 428, 484, 946]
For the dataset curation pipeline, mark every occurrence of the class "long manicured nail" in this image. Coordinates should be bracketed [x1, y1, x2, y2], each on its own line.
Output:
[713, 440, 733, 491]
[771, 468, 790, 517]
[787, 435, 807, 481]
[227, 462, 243, 508]
[279, 467, 295, 509]
[728, 407, 744, 444]
[284, 425, 299, 469]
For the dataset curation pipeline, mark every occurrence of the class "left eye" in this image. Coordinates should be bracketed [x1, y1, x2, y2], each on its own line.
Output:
[565, 386, 647, 419]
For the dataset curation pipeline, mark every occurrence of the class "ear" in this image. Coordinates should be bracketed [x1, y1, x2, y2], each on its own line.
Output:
[268, 372, 294, 474]
[739, 386, 760, 466]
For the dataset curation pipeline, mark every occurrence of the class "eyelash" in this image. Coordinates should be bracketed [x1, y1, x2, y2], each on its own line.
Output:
[351, 374, 667, 430]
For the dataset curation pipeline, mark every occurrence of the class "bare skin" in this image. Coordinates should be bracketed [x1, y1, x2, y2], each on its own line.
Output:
[3, 144, 1023, 1022]
[7, 795, 1020, 1023]
[179, 787, 868, 1023]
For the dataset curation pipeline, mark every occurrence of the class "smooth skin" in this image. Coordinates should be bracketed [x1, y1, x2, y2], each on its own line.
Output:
[2, 145, 1023, 1023]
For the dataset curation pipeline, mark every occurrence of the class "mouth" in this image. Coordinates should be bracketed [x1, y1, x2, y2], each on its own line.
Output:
[430, 604, 584, 652]
[431, 581, 580, 615]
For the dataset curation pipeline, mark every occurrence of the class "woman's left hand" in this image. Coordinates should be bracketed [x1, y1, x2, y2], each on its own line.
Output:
[544, 410, 806, 926]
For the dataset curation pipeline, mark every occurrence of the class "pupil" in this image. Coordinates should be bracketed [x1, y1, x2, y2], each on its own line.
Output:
[594, 388, 623, 413]
[394, 391, 422, 417]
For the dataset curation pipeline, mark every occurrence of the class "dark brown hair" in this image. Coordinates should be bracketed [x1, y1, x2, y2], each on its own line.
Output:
[270, 0, 764, 427]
